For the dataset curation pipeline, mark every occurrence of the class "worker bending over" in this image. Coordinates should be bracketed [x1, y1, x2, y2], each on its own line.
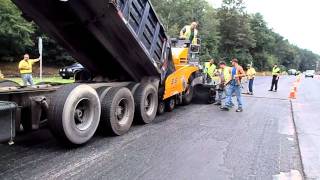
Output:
[214, 61, 231, 106]
[269, 64, 281, 92]
[180, 22, 198, 44]
[18, 54, 40, 86]
[246, 64, 256, 95]
[221, 59, 246, 112]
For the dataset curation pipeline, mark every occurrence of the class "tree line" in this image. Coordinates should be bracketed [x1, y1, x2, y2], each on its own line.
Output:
[0, 0, 319, 71]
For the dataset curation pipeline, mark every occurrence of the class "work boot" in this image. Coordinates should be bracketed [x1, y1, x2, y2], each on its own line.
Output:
[214, 101, 222, 106]
[268, 89, 273, 91]
[236, 107, 243, 112]
[220, 106, 230, 111]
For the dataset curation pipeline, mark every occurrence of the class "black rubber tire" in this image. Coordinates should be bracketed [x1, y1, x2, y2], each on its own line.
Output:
[182, 84, 194, 105]
[133, 83, 158, 124]
[100, 87, 134, 136]
[165, 98, 175, 112]
[48, 84, 101, 145]
[157, 101, 165, 115]
[182, 77, 194, 105]
[0, 80, 20, 87]
[126, 82, 140, 95]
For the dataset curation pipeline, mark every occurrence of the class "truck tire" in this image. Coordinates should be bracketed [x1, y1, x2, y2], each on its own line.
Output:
[134, 83, 158, 124]
[48, 84, 101, 145]
[157, 101, 165, 115]
[100, 87, 134, 136]
[165, 98, 175, 112]
[0, 80, 20, 87]
[182, 84, 194, 105]
[182, 76, 194, 105]
[126, 82, 140, 95]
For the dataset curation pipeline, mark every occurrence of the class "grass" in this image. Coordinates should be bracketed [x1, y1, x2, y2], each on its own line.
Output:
[7, 76, 74, 85]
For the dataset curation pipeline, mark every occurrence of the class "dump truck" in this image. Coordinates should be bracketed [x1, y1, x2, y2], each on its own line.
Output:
[0, 0, 210, 145]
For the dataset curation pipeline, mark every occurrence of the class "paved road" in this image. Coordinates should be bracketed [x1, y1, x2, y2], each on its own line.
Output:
[292, 75, 320, 179]
[0, 76, 308, 180]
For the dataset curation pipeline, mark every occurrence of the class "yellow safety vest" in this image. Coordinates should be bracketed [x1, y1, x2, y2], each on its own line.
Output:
[223, 66, 231, 83]
[247, 67, 256, 79]
[272, 67, 280, 76]
[19, 59, 38, 74]
[204, 62, 216, 79]
[182, 25, 198, 44]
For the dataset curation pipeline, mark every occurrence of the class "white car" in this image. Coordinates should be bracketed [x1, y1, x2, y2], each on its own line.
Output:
[305, 70, 315, 78]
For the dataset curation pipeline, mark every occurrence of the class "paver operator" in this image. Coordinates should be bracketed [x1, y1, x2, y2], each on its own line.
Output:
[180, 22, 198, 44]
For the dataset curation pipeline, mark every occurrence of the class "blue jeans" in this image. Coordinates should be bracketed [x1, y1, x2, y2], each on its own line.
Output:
[248, 79, 254, 93]
[21, 74, 34, 86]
[225, 83, 243, 108]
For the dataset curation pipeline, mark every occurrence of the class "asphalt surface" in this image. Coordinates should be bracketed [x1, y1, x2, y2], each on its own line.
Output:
[292, 75, 320, 179]
[0, 76, 307, 180]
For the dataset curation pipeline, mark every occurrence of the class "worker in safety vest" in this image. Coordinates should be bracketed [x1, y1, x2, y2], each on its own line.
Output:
[246, 64, 256, 95]
[18, 54, 40, 86]
[204, 59, 217, 83]
[179, 22, 198, 44]
[269, 64, 281, 92]
[214, 61, 232, 106]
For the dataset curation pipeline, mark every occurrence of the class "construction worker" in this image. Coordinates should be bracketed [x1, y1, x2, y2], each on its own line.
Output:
[246, 64, 256, 95]
[179, 22, 198, 44]
[18, 54, 40, 86]
[214, 61, 231, 106]
[269, 64, 281, 92]
[221, 58, 246, 112]
[204, 59, 217, 83]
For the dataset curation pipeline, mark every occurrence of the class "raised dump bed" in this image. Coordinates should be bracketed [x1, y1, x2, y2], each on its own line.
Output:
[13, 0, 172, 82]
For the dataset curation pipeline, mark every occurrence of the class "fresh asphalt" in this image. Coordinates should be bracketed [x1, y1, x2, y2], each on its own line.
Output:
[1, 75, 317, 180]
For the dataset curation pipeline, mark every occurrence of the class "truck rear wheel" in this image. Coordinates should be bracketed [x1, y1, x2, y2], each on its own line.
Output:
[165, 98, 176, 112]
[157, 101, 165, 115]
[48, 84, 101, 145]
[182, 76, 194, 105]
[100, 87, 134, 136]
[182, 84, 194, 105]
[0, 80, 20, 87]
[134, 83, 158, 124]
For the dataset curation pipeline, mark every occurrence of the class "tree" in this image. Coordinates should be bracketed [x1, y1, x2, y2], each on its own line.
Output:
[0, 0, 35, 61]
[217, 0, 255, 65]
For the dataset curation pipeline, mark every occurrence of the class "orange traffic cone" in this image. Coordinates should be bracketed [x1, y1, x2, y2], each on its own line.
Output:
[289, 88, 296, 99]
[293, 82, 298, 92]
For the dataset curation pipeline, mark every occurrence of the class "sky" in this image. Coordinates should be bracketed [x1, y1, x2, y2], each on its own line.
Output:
[207, 0, 320, 55]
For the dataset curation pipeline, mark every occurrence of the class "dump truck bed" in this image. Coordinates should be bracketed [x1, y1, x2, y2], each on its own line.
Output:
[13, 0, 171, 82]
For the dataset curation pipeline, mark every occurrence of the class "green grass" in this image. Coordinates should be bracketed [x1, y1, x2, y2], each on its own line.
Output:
[7, 76, 74, 85]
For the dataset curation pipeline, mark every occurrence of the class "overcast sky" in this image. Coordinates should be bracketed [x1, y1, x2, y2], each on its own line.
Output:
[207, 0, 320, 55]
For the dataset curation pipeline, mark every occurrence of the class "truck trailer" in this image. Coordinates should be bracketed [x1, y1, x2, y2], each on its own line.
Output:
[0, 0, 208, 145]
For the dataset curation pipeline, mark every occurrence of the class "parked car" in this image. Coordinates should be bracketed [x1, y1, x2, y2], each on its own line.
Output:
[59, 63, 84, 79]
[305, 70, 315, 78]
[288, 69, 299, 76]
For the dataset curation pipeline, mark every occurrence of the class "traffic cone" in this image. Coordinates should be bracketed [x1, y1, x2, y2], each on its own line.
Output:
[293, 82, 298, 92]
[289, 88, 296, 99]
